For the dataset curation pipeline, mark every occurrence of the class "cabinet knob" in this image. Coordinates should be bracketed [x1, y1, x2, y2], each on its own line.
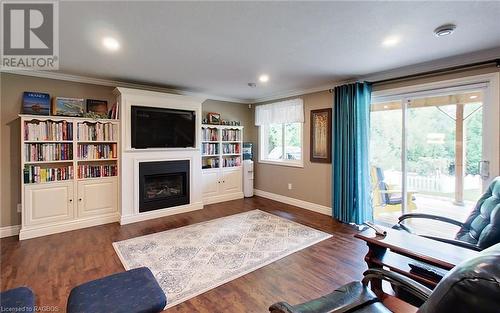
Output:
[79, 198, 82, 201]
[223, 180, 225, 183]
[69, 199, 73, 202]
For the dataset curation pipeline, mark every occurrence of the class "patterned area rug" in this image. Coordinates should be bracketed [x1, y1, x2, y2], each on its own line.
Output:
[113, 209, 332, 308]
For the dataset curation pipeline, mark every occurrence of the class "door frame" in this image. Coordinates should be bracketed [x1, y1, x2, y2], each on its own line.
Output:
[372, 72, 500, 192]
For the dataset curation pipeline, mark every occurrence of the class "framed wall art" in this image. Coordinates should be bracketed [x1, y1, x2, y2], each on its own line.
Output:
[310, 108, 332, 163]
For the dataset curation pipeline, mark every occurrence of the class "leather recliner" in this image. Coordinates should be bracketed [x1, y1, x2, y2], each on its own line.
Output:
[395, 176, 500, 251]
[269, 243, 500, 313]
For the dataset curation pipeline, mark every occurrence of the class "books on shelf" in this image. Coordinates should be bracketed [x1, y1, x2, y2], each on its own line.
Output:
[78, 164, 117, 179]
[77, 122, 118, 141]
[24, 165, 73, 184]
[202, 143, 219, 155]
[25, 143, 73, 162]
[202, 157, 220, 169]
[223, 156, 241, 167]
[202, 128, 218, 141]
[222, 143, 240, 154]
[222, 129, 241, 141]
[24, 120, 73, 141]
[78, 143, 117, 160]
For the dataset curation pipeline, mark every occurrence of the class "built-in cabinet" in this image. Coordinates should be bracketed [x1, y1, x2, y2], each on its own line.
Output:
[19, 115, 120, 240]
[201, 125, 244, 204]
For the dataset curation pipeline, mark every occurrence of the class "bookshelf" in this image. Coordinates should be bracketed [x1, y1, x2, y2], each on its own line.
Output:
[19, 115, 120, 240]
[201, 124, 244, 204]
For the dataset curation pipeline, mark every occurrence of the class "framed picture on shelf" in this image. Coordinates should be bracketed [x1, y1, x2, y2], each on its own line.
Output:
[52, 97, 85, 117]
[86, 99, 108, 117]
[310, 108, 332, 163]
[207, 112, 221, 124]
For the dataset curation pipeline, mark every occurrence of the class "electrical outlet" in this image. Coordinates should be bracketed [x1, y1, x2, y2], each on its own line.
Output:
[288, 183, 292, 190]
[17, 203, 22, 213]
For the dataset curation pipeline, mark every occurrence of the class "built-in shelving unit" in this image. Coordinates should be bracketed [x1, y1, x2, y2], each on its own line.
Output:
[201, 124, 244, 204]
[19, 114, 120, 240]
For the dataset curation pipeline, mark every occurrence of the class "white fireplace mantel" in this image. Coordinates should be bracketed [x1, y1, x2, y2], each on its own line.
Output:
[114, 87, 205, 224]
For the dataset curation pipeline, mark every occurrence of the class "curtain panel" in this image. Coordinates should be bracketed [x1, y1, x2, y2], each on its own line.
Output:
[332, 82, 373, 224]
[255, 98, 304, 126]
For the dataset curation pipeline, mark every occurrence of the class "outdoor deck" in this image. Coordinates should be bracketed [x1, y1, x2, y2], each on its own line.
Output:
[375, 194, 473, 238]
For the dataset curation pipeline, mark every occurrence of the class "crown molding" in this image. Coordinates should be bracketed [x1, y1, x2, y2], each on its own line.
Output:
[0, 69, 249, 104]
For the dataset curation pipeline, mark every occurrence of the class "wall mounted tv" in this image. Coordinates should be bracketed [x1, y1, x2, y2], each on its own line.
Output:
[131, 106, 196, 149]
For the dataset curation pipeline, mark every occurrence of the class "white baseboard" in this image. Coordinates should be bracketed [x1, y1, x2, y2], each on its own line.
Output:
[120, 201, 204, 225]
[19, 213, 121, 240]
[254, 189, 331, 216]
[0, 225, 21, 238]
[203, 192, 244, 205]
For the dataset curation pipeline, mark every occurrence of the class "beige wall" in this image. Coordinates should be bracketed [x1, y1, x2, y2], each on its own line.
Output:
[202, 99, 256, 143]
[253, 91, 333, 207]
[0, 74, 252, 227]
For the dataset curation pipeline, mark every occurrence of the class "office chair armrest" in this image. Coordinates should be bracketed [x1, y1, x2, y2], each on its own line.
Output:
[398, 213, 464, 228]
[419, 235, 482, 251]
[362, 269, 432, 302]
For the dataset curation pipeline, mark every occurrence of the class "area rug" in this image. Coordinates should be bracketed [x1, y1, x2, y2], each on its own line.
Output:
[113, 209, 332, 308]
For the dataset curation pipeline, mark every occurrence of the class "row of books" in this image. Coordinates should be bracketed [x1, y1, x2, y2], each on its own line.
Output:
[202, 157, 220, 169]
[23, 165, 73, 184]
[25, 143, 73, 162]
[202, 128, 218, 141]
[24, 120, 73, 141]
[77, 122, 118, 141]
[77, 143, 117, 160]
[222, 129, 241, 141]
[202, 143, 219, 155]
[222, 143, 240, 154]
[78, 164, 117, 179]
[108, 103, 119, 119]
[223, 156, 241, 167]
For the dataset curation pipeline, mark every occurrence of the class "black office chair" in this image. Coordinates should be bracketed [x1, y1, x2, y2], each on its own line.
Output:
[269, 243, 500, 313]
[394, 176, 500, 251]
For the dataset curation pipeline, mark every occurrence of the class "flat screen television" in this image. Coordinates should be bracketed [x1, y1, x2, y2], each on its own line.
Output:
[131, 106, 196, 149]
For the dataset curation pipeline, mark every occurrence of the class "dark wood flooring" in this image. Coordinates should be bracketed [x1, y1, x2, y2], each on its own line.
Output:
[1, 196, 369, 312]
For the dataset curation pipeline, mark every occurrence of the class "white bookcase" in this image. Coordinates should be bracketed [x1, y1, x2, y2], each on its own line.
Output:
[19, 114, 120, 240]
[201, 124, 244, 204]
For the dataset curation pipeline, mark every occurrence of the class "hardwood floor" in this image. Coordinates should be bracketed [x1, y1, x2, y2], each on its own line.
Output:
[1, 196, 369, 312]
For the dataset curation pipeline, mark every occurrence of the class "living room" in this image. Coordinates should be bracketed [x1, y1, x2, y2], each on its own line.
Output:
[1, 1, 499, 313]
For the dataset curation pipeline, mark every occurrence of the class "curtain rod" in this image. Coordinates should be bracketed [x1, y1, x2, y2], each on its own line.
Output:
[328, 58, 500, 93]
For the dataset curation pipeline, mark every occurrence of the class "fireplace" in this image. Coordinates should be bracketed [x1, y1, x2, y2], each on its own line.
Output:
[139, 160, 190, 212]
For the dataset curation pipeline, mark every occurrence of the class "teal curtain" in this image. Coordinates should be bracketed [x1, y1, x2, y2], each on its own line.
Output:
[332, 82, 373, 224]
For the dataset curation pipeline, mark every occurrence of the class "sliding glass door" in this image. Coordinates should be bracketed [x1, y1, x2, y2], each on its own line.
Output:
[370, 84, 497, 236]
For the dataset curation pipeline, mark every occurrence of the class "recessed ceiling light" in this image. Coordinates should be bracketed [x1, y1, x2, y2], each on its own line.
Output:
[382, 36, 400, 47]
[102, 37, 120, 51]
[434, 24, 456, 37]
[470, 95, 478, 99]
[259, 74, 269, 83]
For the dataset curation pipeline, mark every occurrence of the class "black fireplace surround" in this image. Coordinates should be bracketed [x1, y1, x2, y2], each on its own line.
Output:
[139, 160, 190, 212]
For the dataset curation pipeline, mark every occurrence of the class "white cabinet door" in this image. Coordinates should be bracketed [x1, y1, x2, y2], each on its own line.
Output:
[77, 178, 117, 218]
[221, 168, 242, 194]
[24, 182, 74, 226]
[202, 170, 220, 198]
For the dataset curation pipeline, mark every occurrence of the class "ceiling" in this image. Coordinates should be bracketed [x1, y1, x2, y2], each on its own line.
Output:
[55, 1, 500, 102]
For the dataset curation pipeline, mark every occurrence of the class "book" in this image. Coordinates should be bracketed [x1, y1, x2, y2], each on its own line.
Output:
[86, 99, 108, 117]
[22, 92, 50, 115]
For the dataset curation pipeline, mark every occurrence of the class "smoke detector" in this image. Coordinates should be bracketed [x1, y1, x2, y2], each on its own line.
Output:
[434, 24, 456, 37]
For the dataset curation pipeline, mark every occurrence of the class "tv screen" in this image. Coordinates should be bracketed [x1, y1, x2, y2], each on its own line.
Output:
[131, 106, 196, 148]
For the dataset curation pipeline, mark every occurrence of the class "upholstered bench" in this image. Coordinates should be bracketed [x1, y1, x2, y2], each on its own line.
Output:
[67, 267, 166, 313]
[0, 286, 35, 311]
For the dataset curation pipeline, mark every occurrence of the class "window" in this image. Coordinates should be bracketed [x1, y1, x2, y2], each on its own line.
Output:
[260, 123, 303, 166]
[256, 98, 304, 167]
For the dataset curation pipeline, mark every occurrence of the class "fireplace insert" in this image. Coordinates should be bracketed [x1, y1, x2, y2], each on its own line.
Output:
[139, 160, 189, 212]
